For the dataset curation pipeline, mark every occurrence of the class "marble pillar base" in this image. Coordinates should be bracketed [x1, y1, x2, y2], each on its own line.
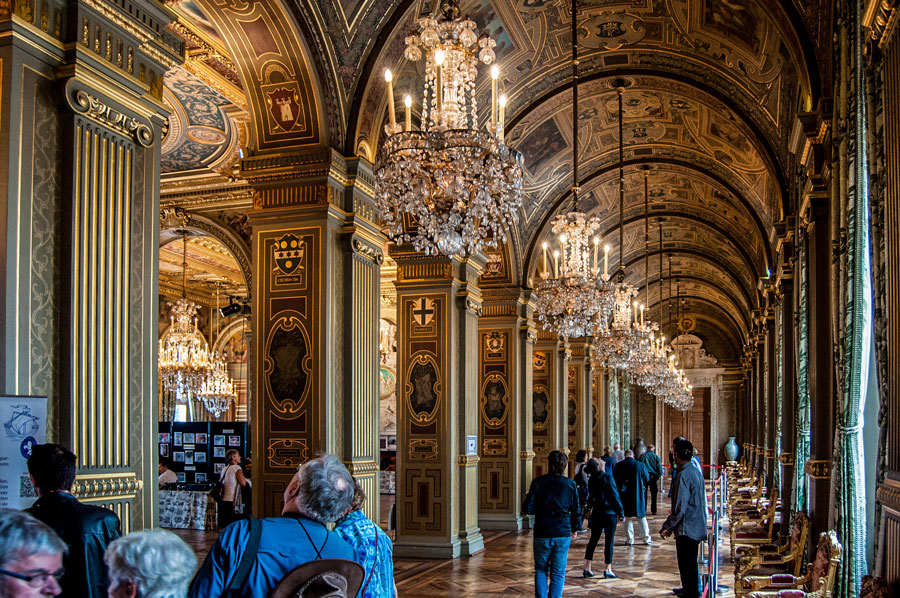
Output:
[394, 537, 463, 559]
[479, 513, 524, 531]
[458, 527, 485, 555]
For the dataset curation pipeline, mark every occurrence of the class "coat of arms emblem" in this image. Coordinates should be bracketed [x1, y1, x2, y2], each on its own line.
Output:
[275, 234, 304, 275]
[266, 87, 301, 132]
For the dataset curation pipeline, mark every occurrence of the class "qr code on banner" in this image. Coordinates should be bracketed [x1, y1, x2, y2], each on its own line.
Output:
[20, 475, 37, 498]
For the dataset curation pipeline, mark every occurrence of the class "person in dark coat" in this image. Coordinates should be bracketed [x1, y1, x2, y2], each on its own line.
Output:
[582, 458, 624, 579]
[600, 446, 616, 475]
[572, 449, 589, 532]
[26, 443, 121, 598]
[639, 444, 664, 515]
[522, 450, 580, 598]
[613, 449, 652, 545]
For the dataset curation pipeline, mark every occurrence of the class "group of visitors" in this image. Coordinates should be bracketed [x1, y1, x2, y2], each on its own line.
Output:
[1, 444, 395, 598]
[523, 437, 707, 598]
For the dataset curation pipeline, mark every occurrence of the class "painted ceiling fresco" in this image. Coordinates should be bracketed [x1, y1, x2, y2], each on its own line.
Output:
[159, 234, 248, 304]
[161, 0, 824, 354]
[161, 68, 246, 174]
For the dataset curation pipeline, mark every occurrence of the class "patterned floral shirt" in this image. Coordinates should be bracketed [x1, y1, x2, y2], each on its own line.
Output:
[334, 510, 394, 598]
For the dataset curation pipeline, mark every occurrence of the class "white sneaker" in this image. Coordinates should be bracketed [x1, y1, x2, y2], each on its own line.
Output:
[643, 539, 654, 545]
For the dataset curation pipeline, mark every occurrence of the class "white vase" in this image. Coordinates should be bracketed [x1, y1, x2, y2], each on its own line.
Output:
[724, 437, 739, 461]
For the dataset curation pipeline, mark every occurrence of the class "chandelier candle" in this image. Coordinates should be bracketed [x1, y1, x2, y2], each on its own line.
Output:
[404, 95, 412, 131]
[491, 65, 499, 130]
[498, 94, 507, 142]
[384, 69, 396, 130]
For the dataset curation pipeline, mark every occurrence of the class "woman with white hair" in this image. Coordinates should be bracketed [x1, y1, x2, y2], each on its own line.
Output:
[0, 507, 67, 597]
[104, 529, 196, 598]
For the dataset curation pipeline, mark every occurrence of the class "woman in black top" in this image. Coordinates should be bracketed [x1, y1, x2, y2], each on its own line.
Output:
[582, 458, 624, 579]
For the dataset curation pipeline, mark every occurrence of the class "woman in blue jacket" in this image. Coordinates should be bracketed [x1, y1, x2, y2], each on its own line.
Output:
[582, 458, 624, 579]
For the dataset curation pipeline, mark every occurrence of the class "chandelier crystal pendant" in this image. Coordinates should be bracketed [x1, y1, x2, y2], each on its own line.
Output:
[196, 283, 237, 418]
[374, 0, 524, 257]
[533, 0, 616, 338]
[158, 232, 213, 402]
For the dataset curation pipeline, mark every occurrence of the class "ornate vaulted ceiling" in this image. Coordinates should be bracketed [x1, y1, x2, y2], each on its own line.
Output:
[161, 0, 825, 364]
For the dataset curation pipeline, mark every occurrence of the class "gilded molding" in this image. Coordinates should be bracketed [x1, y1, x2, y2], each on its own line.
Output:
[68, 89, 153, 147]
[464, 296, 483, 316]
[779, 452, 795, 466]
[519, 450, 536, 460]
[804, 459, 832, 479]
[864, 0, 899, 49]
[72, 474, 143, 499]
[875, 480, 900, 511]
[351, 238, 384, 265]
[344, 460, 379, 475]
[458, 454, 481, 466]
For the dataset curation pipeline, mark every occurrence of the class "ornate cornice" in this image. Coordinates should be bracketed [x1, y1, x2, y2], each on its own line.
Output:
[68, 89, 153, 147]
[864, 0, 900, 52]
[805, 459, 832, 479]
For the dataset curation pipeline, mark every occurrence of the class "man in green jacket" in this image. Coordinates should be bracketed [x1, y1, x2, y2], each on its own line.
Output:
[639, 445, 663, 515]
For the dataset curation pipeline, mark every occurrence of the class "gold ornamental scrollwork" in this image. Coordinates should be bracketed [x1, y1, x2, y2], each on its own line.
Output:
[804, 459, 832, 479]
[350, 238, 383, 265]
[69, 89, 154, 147]
[779, 452, 795, 466]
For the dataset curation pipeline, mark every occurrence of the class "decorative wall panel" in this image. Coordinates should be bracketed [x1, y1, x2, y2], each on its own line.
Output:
[532, 346, 553, 477]
[479, 329, 512, 512]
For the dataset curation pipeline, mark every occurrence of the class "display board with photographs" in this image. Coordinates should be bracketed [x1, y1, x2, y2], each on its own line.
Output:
[157, 422, 249, 486]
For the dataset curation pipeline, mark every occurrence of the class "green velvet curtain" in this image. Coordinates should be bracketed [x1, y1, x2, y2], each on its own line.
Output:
[862, 3, 889, 568]
[622, 377, 632, 449]
[794, 234, 810, 513]
[775, 307, 783, 493]
[830, 0, 870, 594]
[608, 370, 619, 446]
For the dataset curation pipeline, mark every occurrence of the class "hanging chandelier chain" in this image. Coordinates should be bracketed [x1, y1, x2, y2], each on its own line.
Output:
[617, 87, 624, 277]
[644, 167, 649, 311]
[571, 0, 578, 213]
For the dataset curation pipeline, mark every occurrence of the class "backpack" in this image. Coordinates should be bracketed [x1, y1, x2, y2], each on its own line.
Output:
[222, 518, 366, 598]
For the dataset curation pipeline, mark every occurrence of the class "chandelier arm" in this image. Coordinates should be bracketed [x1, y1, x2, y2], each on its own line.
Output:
[571, 0, 578, 213]
[617, 87, 624, 276]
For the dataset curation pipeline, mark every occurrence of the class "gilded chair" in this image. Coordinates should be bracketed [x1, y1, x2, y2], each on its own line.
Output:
[735, 511, 809, 582]
[730, 489, 780, 559]
[742, 530, 841, 598]
[730, 474, 765, 509]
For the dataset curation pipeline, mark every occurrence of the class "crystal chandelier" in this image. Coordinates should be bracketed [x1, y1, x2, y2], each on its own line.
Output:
[533, 0, 616, 338]
[593, 86, 646, 366]
[374, 0, 523, 257]
[196, 283, 237, 418]
[158, 232, 212, 402]
[197, 354, 237, 418]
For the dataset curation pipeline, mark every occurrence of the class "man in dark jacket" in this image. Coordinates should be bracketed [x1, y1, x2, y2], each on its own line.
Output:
[26, 443, 121, 598]
[613, 449, 652, 545]
[639, 444, 664, 515]
[522, 450, 580, 598]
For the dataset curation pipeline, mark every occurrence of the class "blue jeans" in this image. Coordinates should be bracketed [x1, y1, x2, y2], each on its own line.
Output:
[533, 536, 570, 598]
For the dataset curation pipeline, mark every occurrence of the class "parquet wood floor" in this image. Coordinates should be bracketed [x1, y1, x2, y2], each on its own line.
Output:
[171, 497, 736, 598]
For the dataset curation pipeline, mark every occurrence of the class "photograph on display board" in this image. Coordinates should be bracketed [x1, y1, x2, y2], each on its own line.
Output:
[195, 452, 206, 463]
[159, 444, 169, 457]
[173, 452, 185, 462]
[195, 473, 207, 483]
[185, 451, 194, 465]
[176, 472, 186, 483]
[214, 463, 225, 474]
[183, 433, 195, 445]
[228, 436, 241, 447]
[213, 447, 225, 458]
[158, 433, 170, 444]
[214, 435, 225, 446]
[196, 433, 207, 444]
[173, 432, 182, 446]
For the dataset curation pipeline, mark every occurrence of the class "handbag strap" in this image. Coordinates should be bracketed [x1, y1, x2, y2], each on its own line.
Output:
[224, 518, 262, 597]
[359, 527, 378, 595]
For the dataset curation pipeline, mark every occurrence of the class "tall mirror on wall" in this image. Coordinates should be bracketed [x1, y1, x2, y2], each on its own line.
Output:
[158, 227, 250, 423]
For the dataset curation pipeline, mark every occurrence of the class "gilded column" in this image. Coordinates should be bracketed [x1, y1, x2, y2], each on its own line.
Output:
[777, 255, 797, 535]
[477, 287, 533, 530]
[763, 306, 777, 490]
[0, 0, 180, 530]
[247, 151, 382, 519]
[391, 247, 485, 558]
[567, 339, 591, 466]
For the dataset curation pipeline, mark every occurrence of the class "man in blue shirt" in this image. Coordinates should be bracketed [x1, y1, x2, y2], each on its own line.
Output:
[660, 439, 708, 598]
[188, 454, 358, 598]
[334, 478, 395, 598]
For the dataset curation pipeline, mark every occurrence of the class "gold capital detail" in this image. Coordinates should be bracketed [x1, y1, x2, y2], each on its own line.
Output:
[779, 452, 795, 466]
[804, 459, 832, 479]
[519, 450, 536, 460]
[72, 474, 143, 500]
[458, 454, 480, 466]
[68, 89, 153, 147]
[351, 238, 383, 264]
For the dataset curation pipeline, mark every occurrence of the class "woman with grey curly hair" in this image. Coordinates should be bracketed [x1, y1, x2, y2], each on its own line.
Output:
[0, 507, 67, 597]
[104, 529, 196, 598]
